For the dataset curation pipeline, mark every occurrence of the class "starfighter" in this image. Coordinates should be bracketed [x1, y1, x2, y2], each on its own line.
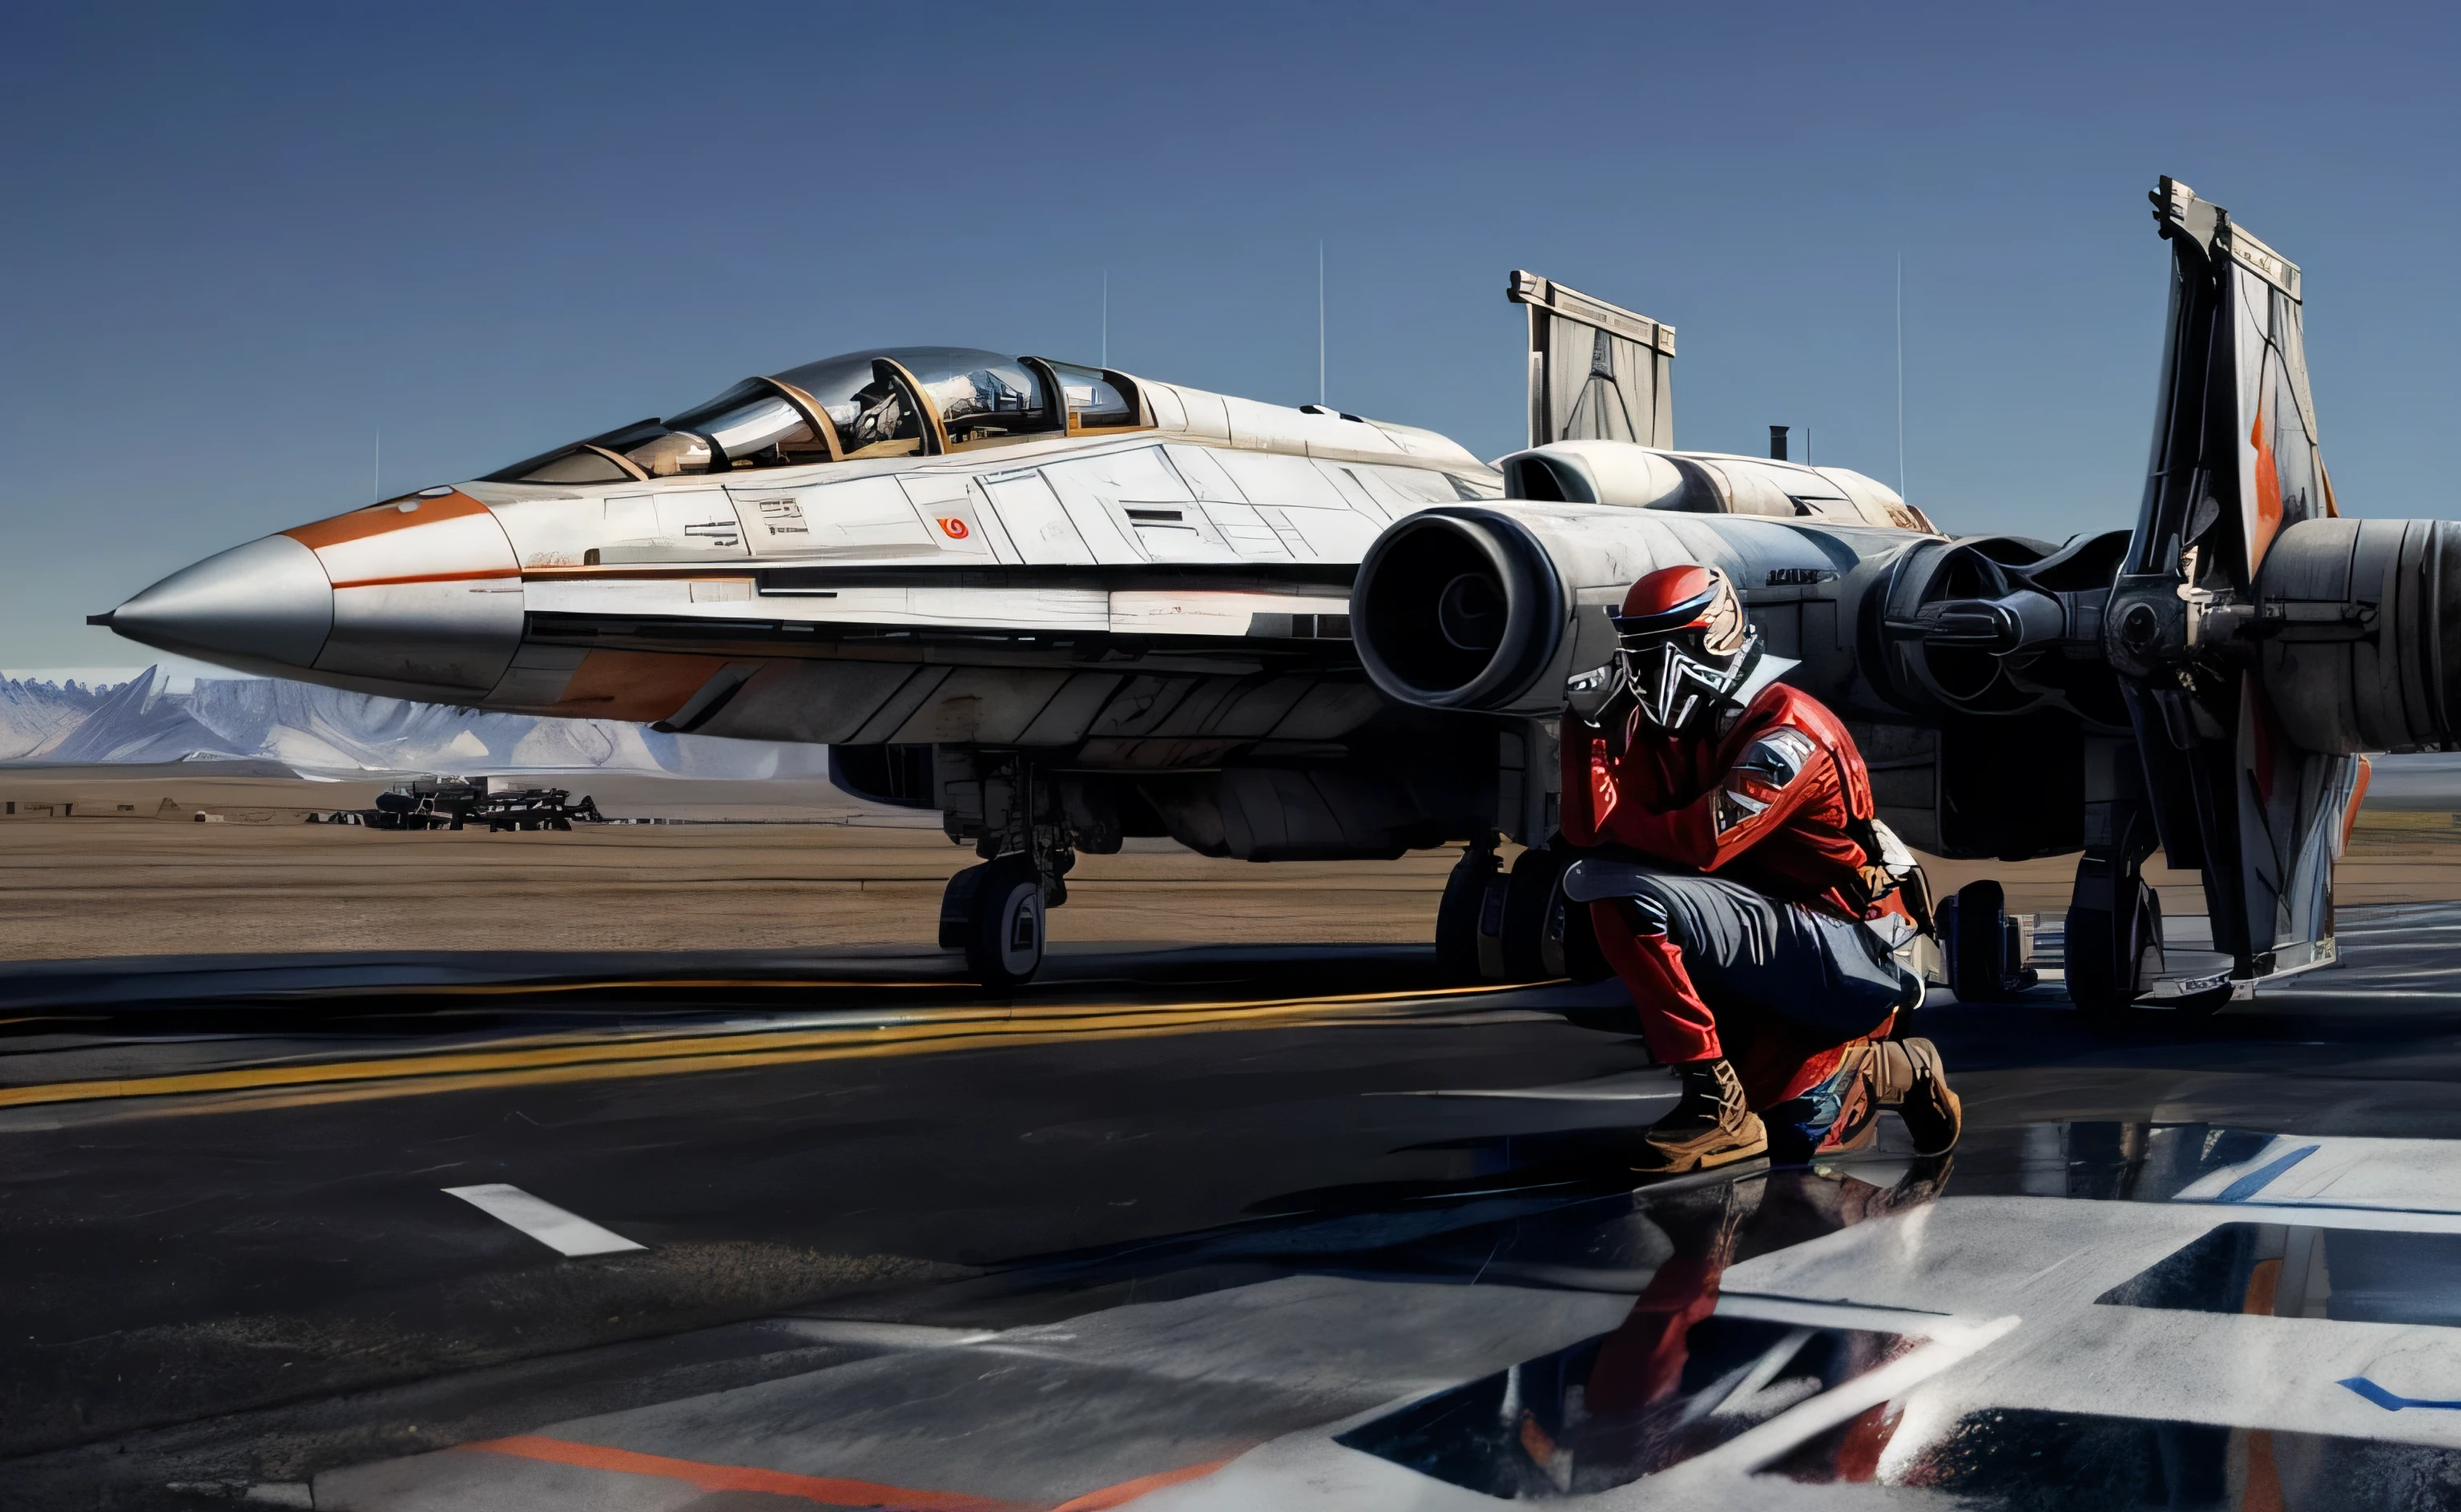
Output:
[99, 180, 2450, 1005]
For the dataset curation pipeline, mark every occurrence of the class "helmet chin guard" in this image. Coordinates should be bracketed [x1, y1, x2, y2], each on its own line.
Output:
[1609, 565, 1759, 734]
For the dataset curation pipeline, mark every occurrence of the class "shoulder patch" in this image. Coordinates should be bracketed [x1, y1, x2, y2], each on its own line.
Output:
[1737, 726, 1818, 786]
[1716, 726, 1820, 834]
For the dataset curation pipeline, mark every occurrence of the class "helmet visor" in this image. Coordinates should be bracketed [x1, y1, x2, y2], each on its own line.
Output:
[1619, 627, 1744, 730]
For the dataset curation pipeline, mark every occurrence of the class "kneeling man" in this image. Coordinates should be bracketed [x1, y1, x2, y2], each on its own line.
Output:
[1559, 564, 1962, 1173]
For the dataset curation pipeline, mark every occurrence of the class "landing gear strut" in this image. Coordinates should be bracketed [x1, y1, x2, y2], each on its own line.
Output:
[1436, 840, 1499, 981]
[2063, 786, 2228, 1020]
[1943, 879, 2039, 1002]
[938, 754, 1075, 989]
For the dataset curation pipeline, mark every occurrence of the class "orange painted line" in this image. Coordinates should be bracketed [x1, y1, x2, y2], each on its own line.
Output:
[461, 1435, 1029, 1510]
[1049, 1458, 1235, 1511]
[330, 567, 522, 589]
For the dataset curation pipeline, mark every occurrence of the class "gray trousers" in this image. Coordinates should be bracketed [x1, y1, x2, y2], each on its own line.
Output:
[1561, 859, 1914, 1044]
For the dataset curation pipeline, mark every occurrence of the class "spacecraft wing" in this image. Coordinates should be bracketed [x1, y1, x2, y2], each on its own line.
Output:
[2125, 179, 2354, 984]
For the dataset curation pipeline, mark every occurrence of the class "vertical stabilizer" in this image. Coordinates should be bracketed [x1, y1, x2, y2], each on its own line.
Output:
[1508, 272, 1675, 451]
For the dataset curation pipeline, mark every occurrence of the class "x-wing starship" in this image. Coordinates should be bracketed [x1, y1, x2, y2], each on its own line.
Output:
[99, 179, 2446, 996]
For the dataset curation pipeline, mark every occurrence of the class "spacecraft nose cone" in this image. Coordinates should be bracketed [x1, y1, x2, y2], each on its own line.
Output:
[99, 533, 333, 671]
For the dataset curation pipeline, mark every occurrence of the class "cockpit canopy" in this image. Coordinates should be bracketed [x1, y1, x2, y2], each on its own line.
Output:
[489, 348, 1145, 485]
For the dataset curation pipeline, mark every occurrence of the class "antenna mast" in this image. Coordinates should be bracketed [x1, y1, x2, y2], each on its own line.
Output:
[1895, 254, 1907, 498]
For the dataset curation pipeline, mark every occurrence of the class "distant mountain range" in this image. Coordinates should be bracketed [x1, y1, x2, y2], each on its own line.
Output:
[7, 663, 2456, 803]
[0, 667, 834, 779]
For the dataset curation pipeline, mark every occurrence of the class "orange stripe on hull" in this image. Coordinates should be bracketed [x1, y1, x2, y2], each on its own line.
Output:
[546, 649, 728, 722]
[284, 491, 493, 549]
[328, 568, 523, 589]
[458, 1435, 1234, 1511]
[1049, 1459, 1235, 1510]
[460, 1436, 1029, 1510]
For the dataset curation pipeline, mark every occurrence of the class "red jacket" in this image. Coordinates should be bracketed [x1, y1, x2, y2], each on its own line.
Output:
[1559, 682, 1876, 917]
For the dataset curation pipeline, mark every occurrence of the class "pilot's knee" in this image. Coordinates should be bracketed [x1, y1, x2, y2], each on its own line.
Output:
[1621, 883, 1689, 945]
[1597, 894, 1674, 940]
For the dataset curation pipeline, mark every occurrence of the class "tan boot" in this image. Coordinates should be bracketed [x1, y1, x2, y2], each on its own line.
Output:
[1636, 1057, 1769, 1174]
[1872, 1036, 1962, 1156]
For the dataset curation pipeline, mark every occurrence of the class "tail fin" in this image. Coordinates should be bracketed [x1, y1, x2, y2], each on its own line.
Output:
[1507, 271, 1675, 452]
[2136, 175, 2332, 587]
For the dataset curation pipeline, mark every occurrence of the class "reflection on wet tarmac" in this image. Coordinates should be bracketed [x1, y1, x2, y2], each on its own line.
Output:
[1892, 1407, 2461, 1510]
[1338, 1167, 1940, 1497]
[2101, 1220, 2461, 1329]
[1343, 1313, 1919, 1496]
[916, 1121, 2461, 1510]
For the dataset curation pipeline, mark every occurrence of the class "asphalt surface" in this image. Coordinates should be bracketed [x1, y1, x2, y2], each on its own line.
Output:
[7, 911, 2461, 1509]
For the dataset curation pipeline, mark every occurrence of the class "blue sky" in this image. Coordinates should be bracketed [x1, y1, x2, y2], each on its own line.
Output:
[3, 2, 2454, 666]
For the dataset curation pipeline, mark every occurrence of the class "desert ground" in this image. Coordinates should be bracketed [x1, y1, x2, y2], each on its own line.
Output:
[2, 766, 2455, 962]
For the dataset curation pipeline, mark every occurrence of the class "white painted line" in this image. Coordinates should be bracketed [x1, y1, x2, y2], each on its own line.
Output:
[1713, 1291, 1960, 1337]
[1682, 1313, 2022, 1478]
[1370, 1071, 1680, 1102]
[774, 1319, 1000, 1349]
[441, 1184, 645, 1257]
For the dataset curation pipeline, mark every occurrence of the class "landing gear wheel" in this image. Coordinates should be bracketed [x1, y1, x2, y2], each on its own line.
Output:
[1947, 879, 2033, 1002]
[2066, 876, 2161, 1025]
[1436, 846, 1499, 982]
[942, 857, 1045, 989]
[1500, 846, 1570, 981]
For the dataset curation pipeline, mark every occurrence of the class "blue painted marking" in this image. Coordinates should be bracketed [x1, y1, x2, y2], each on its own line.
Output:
[2216, 1144, 2319, 1203]
[2341, 1376, 2461, 1412]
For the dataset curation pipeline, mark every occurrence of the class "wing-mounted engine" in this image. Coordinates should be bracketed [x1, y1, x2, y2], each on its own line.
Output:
[1872, 529, 2131, 726]
[1351, 502, 1916, 721]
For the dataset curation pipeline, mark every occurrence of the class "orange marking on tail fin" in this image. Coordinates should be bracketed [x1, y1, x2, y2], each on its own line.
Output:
[2342, 756, 2373, 855]
[2250, 399, 2284, 569]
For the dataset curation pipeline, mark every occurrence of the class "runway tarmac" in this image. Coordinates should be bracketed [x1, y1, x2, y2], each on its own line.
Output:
[10, 908, 2461, 1509]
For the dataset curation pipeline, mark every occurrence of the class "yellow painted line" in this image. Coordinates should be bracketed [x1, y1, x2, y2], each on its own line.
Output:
[320, 977, 957, 998]
[50, 1013, 1462, 1128]
[0, 981, 1537, 1114]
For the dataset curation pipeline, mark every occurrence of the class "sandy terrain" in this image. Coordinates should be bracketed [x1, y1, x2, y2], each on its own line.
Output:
[2, 770, 2455, 962]
[0, 770, 1454, 959]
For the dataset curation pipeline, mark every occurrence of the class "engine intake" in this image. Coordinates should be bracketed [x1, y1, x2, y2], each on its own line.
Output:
[1352, 509, 1565, 711]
